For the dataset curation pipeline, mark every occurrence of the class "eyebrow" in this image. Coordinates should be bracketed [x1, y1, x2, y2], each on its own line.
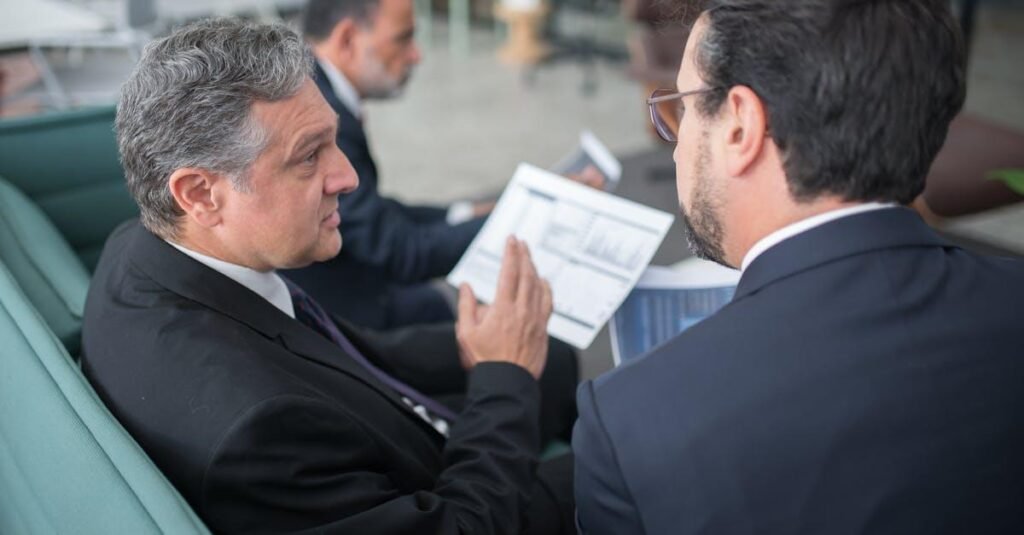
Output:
[288, 120, 337, 158]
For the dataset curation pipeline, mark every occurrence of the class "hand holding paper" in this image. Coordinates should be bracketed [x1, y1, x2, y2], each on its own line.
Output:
[456, 237, 553, 380]
[448, 164, 673, 348]
[565, 164, 607, 191]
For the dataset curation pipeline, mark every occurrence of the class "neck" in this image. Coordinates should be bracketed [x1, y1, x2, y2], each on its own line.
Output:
[312, 46, 366, 99]
[170, 226, 271, 273]
[727, 197, 864, 267]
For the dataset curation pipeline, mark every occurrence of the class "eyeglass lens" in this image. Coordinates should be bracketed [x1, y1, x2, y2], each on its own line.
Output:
[649, 89, 681, 143]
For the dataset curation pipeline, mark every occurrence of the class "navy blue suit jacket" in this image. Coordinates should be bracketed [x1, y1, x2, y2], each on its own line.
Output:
[286, 64, 486, 328]
[573, 208, 1024, 534]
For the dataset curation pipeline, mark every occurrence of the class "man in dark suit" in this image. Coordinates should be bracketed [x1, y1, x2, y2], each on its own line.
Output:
[287, 0, 604, 329]
[83, 19, 574, 534]
[573, 1, 1024, 533]
[282, 0, 488, 329]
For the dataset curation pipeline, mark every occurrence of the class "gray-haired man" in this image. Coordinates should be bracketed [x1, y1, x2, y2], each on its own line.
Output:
[82, 18, 573, 534]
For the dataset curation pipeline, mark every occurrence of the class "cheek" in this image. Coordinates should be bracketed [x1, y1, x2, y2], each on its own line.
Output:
[674, 143, 695, 205]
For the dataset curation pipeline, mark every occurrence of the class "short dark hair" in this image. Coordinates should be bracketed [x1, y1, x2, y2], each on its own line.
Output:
[693, 0, 966, 204]
[302, 0, 381, 41]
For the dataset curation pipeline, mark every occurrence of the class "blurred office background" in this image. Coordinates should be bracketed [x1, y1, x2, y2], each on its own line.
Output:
[1, 0, 1021, 376]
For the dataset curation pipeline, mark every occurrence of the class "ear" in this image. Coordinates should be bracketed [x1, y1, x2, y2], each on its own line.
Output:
[721, 85, 769, 178]
[167, 168, 226, 229]
[326, 17, 363, 62]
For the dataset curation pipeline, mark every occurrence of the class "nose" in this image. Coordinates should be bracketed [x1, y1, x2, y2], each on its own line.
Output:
[408, 42, 422, 65]
[324, 145, 359, 196]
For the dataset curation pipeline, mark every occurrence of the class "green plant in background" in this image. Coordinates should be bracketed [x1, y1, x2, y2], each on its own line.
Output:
[988, 169, 1024, 196]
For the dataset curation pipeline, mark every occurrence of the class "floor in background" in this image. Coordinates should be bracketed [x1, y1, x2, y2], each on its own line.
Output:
[364, 21, 652, 205]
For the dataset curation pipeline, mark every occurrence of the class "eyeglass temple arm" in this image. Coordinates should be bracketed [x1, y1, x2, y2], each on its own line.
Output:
[647, 88, 719, 105]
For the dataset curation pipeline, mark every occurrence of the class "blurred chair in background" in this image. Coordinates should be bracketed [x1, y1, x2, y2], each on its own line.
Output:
[915, 115, 1024, 223]
[623, 0, 688, 140]
[0, 105, 138, 270]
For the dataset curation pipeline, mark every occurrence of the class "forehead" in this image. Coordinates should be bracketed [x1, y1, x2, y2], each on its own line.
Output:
[252, 80, 334, 148]
[677, 15, 708, 89]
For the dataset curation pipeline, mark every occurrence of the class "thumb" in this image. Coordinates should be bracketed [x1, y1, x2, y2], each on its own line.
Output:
[457, 283, 478, 326]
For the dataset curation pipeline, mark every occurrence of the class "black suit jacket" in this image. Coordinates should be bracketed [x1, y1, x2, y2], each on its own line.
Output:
[573, 208, 1024, 534]
[82, 221, 543, 534]
[285, 63, 486, 328]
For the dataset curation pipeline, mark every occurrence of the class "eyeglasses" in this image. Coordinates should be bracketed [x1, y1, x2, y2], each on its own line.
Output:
[647, 87, 720, 143]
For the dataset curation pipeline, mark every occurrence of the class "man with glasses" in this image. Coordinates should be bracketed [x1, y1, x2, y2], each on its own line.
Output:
[572, 1, 1024, 533]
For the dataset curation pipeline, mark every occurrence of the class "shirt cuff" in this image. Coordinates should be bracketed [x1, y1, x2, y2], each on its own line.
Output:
[446, 201, 476, 225]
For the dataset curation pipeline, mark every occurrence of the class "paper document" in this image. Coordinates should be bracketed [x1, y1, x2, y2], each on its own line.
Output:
[610, 258, 741, 365]
[448, 163, 674, 349]
[550, 131, 623, 191]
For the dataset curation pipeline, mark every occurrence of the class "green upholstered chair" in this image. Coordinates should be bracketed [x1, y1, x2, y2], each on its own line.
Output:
[0, 106, 138, 271]
[0, 176, 90, 355]
[0, 260, 209, 534]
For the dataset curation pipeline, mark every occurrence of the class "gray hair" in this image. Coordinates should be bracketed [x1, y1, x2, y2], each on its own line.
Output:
[116, 18, 314, 238]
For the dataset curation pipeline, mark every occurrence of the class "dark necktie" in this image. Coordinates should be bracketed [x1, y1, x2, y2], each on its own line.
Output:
[283, 278, 458, 423]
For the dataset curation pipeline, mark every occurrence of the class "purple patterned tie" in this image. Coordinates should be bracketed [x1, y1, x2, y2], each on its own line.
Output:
[283, 278, 458, 423]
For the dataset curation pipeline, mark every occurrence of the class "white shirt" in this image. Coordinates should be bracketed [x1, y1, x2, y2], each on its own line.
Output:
[316, 57, 363, 120]
[165, 239, 451, 437]
[315, 56, 474, 226]
[741, 203, 898, 272]
[166, 241, 294, 318]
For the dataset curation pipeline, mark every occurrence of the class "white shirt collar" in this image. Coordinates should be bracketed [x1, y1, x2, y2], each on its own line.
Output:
[165, 240, 295, 319]
[316, 56, 363, 119]
[741, 202, 898, 272]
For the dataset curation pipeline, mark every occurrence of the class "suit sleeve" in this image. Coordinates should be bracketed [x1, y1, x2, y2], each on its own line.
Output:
[202, 363, 540, 535]
[338, 320, 468, 395]
[573, 380, 646, 534]
[338, 169, 486, 284]
[386, 197, 450, 224]
[333, 139, 481, 282]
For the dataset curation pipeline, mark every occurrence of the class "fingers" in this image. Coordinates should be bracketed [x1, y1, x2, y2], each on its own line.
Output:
[495, 236, 522, 304]
[457, 283, 478, 327]
[540, 278, 553, 319]
[568, 165, 605, 189]
[517, 241, 540, 305]
[584, 166, 606, 189]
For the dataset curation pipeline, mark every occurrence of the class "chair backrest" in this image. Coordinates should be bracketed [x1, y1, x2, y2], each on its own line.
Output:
[0, 106, 138, 271]
[0, 175, 90, 355]
[0, 259, 209, 534]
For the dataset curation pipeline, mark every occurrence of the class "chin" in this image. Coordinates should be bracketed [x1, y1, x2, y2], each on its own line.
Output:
[315, 236, 343, 262]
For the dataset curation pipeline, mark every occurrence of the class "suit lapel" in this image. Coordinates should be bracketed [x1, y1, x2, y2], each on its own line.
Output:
[126, 224, 443, 436]
[735, 207, 955, 300]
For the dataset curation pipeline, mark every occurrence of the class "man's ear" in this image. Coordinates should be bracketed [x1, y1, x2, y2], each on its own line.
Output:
[721, 85, 769, 178]
[326, 17, 363, 62]
[167, 168, 225, 228]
